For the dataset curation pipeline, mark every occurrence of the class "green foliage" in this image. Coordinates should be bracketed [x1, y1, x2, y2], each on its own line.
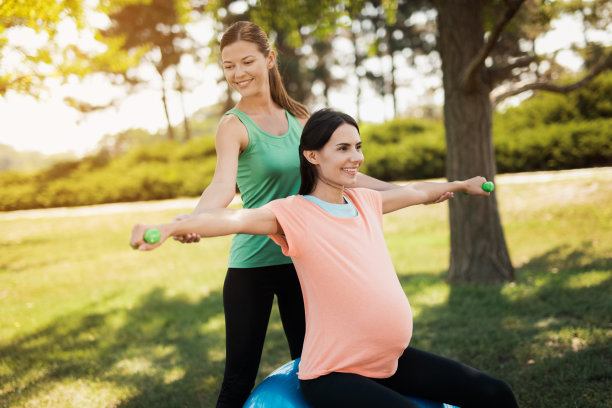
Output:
[494, 119, 612, 173]
[492, 71, 612, 172]
[0, 135, 217, 211]
[495, 71, 612, 130]
[359, 115, 611, 181]
[0, 0, 84, 95]
[360, 118, 446, 180]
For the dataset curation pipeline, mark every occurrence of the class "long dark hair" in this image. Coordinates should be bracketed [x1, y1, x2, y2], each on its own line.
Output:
[298, 109, 360, 195]
[220, 21, 309, 119]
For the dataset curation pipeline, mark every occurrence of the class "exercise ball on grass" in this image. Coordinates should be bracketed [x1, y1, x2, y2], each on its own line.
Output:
[243, 359, 459, 408]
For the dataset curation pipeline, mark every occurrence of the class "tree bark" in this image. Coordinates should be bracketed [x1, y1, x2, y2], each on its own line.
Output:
[156, 67, 175, 141]
[390, 52, 397, 118]
[177, 73, 191, 141]
[160, 84, 175, 141]
[436, 0, 514, 284]
[385, 29, 398, 118]
[352, 28, 362, 123]
[222, 82, 235, 113]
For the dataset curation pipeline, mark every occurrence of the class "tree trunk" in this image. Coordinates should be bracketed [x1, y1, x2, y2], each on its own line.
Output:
[181, 99, 191, 141]
[390, 52, 397, 118]
[156, 67, 175, 141]
[386, 29, 397, 118]
[177, 73, 191, 141]
[161, 84, 175, 141]
[222, 82, 235, 113]
[436, 0, 514, 284]
[352, 29, 362, 123]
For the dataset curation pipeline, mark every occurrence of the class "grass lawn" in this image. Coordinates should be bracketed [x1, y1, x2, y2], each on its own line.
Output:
[1, 168, 610, 407]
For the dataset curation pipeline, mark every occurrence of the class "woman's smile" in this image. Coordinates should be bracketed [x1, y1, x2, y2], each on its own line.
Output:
[341, 167, 359, 175]
[235, 78, 253, 88]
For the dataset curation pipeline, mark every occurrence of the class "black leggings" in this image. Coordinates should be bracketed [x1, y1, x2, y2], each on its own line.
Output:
[300, 347, 519, 408]
[216, 264, 306, 408]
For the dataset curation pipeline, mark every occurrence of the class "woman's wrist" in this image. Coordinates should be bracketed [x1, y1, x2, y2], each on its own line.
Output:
[161, 223, 179, 238]
[452, 180, 467, 193]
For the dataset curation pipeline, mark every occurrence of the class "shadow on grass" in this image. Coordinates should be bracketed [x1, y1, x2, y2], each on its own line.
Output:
[521, 241, 611, 272]
[1, 288, 227, 407]
[399, 243, 611, 408]
[1, 284, 296, 408]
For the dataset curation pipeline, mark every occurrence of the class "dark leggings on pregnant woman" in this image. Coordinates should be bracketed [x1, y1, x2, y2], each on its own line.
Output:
[300, 347, 519, 408]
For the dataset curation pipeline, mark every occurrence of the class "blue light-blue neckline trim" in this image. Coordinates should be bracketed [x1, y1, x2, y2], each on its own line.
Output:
[302, 195, 358, 218]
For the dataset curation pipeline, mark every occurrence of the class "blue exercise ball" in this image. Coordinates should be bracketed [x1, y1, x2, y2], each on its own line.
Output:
[243, 359, 459, 408]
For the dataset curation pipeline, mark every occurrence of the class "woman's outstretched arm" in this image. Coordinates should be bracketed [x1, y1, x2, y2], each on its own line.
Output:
[130, 207, 280, 251]
[380, 176, 490, 214]
[354, 172, 400, 191]
[355, 173, 454, 203]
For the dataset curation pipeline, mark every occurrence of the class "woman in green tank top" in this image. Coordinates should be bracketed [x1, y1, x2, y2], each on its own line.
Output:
[172, 21, 448, 408]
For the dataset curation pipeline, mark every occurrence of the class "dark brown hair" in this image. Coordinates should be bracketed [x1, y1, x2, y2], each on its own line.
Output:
[220, 21, 309, 119]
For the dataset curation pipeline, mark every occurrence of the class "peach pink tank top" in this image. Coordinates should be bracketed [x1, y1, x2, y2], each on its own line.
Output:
[264, 188, 413, 380]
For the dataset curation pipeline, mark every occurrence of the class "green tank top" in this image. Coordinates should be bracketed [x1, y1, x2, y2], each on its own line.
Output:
[225, 108, 302, 268]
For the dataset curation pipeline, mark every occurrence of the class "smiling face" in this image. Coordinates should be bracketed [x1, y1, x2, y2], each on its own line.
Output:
[221, 40, 274, 98]
[304, 123, 364, 191]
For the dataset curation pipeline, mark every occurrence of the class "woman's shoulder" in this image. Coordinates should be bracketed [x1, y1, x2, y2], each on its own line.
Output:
[217, 113, 248, 136]
[218, 111, 245, 129]
[264, 196, 308, 230]
[345, 188, 383, 211]
[267, 195, 311, 216]
[345, 188, 380, 199]
[215, 114, 249, 151]
[267, 194, 303, 208]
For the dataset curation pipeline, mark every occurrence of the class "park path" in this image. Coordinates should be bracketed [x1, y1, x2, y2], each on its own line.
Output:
[1, 167, 610, 221]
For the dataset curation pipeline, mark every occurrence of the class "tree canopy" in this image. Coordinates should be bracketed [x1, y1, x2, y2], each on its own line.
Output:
[0, 0, 84, 95]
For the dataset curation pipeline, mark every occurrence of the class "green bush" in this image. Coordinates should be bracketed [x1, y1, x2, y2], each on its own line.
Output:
[0, 137, 218, 211]
[173, 135, 217, 160]
[494, 119, 612, 172]
[359, 117, 611, 181]
[495, 71, 612, 130]
[360, 118, 446, 180]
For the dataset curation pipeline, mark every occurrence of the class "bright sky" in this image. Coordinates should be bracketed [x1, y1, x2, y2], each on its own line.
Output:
[0, 67, 224, 156]
[0, 14, 607, 156]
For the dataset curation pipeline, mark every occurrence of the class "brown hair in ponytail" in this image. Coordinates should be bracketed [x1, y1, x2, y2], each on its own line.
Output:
[220, 21, 309, 119]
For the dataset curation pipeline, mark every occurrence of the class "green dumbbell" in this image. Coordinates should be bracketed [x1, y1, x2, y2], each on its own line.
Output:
[144, 228, 161, 244]
[482, 181, 495, 192]
[463, 181, 495, 195]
